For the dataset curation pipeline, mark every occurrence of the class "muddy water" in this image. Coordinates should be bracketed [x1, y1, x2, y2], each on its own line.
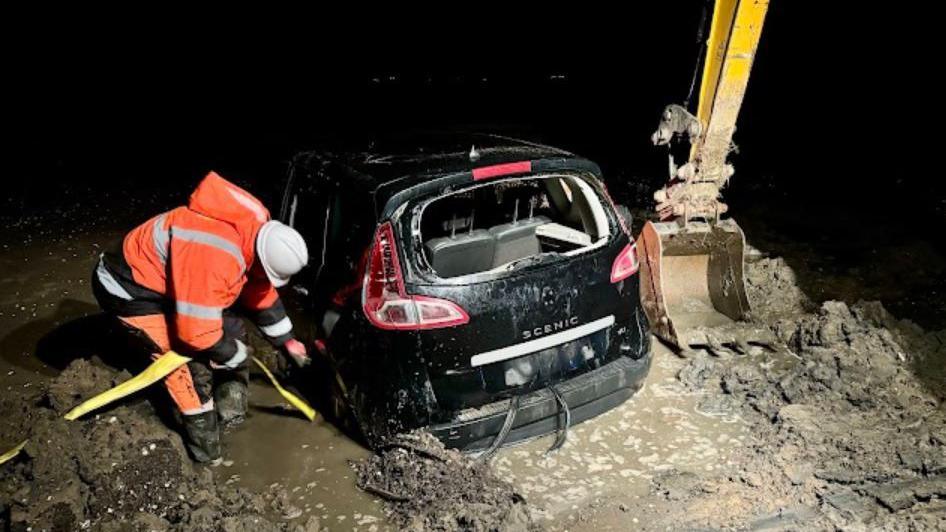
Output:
[493, 338, 750, 528]
[0, 229, 117, 387]
[220, 338, 749, 531]
[223, 382, 381, 528]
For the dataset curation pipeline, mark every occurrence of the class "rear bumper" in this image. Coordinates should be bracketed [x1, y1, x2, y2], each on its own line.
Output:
[428, 351, 652, 452]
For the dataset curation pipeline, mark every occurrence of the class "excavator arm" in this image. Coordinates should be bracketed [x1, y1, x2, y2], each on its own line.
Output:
[638, 0, 769, 350]
[654, 0, 769, 222]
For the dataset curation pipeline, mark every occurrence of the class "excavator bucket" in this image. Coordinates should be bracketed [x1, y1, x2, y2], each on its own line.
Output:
[639, 0, 768, 350]
[636, 219, 750, 350]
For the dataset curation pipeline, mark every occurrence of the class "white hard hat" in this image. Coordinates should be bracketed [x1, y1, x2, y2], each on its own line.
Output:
[256, 221, 308, 287]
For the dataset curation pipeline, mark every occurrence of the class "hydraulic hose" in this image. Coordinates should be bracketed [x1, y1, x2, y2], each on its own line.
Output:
[479, 395, 520, 461]
[546, 386, 571, 454]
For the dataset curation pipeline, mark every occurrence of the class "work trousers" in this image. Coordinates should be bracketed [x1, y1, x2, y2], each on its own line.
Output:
[92, 273, 249, 415]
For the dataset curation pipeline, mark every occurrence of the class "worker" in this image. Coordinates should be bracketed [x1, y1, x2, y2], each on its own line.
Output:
[91, 171, 310, 464]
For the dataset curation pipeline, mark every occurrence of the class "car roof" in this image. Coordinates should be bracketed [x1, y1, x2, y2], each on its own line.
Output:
[294, 133, 572, 184]
[290, 132, 602, 218]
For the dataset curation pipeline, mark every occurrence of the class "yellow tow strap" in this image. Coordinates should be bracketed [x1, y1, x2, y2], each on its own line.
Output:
[64, 351, 193, 420]
[0, 439, 27, 466]
[1, 351, 192, 466]
[252, 356, 317, 422]
[1, 350, 316, 466]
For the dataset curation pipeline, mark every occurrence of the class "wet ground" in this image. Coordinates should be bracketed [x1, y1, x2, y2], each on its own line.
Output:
[491, 336, 750, 527]
[223, 384, 377, 527]
[0, 218, 747, 528]
[2, 188, 945, 530]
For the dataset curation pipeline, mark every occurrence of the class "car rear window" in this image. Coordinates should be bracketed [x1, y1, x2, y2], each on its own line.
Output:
[413, 174, 613, 279]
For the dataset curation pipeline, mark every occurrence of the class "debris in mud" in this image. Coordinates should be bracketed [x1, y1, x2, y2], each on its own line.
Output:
[662, 257, 946, 529]
[651, 470, 705, 501]
[0, 358, 319, 532]
[680, 322, 776, 357]
[745, 256, 810, 320]
[351, 431, 534, 531]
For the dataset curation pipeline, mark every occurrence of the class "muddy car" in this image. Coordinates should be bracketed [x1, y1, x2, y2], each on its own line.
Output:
[279, 134, 651, 451]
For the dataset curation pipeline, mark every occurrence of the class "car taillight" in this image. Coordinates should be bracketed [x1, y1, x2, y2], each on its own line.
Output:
[362, 222, 470, 330]
[610, 242, 640, 283]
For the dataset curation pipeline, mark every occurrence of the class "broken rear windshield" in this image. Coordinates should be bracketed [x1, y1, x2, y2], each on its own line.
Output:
[410, 174, 613, 280]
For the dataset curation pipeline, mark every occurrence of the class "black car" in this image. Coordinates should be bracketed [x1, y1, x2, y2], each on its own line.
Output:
[279, 133, 651, 451]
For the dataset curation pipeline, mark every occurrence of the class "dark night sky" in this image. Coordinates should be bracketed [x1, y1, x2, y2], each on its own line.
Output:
[5, 3, 941, 230]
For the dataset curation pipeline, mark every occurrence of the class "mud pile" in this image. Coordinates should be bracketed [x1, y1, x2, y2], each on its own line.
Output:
[0, 359, 323, 532]
[664, 258, 946, 529]
[351, 432, 534, 531]
[744, 256, 810, 320]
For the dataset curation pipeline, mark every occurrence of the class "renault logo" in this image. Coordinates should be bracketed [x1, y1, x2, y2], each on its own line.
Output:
[541, 286, 556, 307]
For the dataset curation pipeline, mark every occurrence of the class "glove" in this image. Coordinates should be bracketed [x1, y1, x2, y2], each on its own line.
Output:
[281, 338, 311, 368]
[210, 340, 251, 370]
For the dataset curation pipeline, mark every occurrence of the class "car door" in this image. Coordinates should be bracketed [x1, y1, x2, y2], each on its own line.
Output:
[279, 170, 331, 342]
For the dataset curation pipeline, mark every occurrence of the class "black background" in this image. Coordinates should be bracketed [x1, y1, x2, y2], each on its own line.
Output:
[7, 3, 940, 213]
[5, 3, 943, 325]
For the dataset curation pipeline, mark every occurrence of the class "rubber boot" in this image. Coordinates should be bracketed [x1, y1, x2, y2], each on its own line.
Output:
[182, 410, 222, 465]
[214, 379, 248, 428]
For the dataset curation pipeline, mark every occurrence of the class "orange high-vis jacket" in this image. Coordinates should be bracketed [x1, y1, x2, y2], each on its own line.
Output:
[105, 172, 293, 363]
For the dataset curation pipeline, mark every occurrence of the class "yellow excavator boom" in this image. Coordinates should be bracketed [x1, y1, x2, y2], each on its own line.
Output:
[694, 0, 769, 184]
[639, 0, 769, 350]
